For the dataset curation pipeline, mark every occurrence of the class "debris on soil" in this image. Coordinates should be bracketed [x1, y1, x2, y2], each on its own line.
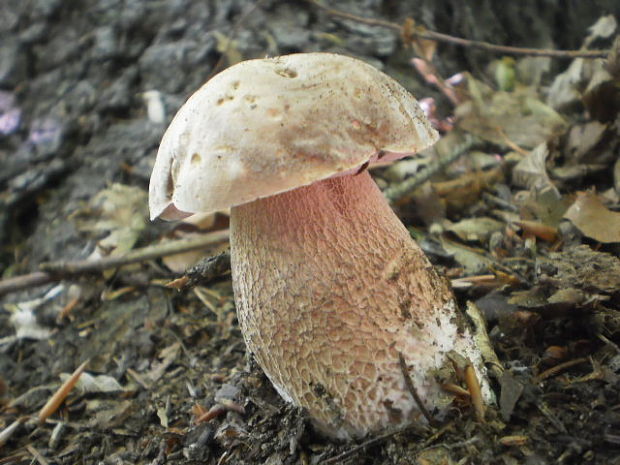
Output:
[1, 1, 620, 464]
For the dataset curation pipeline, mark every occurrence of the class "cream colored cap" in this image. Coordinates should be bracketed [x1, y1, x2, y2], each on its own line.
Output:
[149, 53, 438, 220]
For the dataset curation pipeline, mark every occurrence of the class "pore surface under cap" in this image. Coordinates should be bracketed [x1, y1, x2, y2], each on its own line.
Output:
[149, 52, 438, 220]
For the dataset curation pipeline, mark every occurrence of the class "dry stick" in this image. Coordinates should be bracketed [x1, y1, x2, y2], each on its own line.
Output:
[25, 444, 50, 465]
[0, 230, 229, 296]
[384, 134, 476, 203]
[41, 230, 230, 274]
[398, 352, 437, 427]
[0, 453, 29, 464]
[320, 424, 421, 465]
[0, 417, 25, 448]
[306, 0, 609, 58]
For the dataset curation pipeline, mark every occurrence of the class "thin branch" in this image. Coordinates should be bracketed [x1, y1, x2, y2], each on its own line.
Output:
[306, 0, 609, 59]
[398, 352, 438, 427]
[320, 423, 425, 465]
[0, 230, 229, 297]
[384, 134, 476, 203]
[25, 444, 50, 465]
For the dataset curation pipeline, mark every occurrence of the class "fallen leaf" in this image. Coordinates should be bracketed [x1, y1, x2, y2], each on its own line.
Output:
[515, 187, 568, 227]
[565, 121, 608, 162]
[547, 58, 590, 111]
[456, 78, 566, 149]
[564, 191, 620, 243]
[75, 184, 148, 277]
[447, 217, 504, 242]
[60, 372, 124, 394]
[512, 143, 558, 195]
[584, 15, 617, 47]
[440, 238, 493, 274]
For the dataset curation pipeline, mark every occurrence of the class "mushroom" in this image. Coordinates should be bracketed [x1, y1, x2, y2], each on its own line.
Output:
[149, 53, 492, 439]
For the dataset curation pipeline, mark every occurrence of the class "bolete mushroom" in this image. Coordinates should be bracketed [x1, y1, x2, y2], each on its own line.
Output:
[149, 53, 492, 439]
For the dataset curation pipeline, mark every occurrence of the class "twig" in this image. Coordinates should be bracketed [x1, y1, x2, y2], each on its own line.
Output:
[398, 352, 437, 427]
[384, 134, 476, 203]
[536, 400, 567, 433]
[26, 444, 50, 465]
[597, 333, 620, 354]
[320, 423, 424, 465]
[0, 272, 54, 297]
[0, 453, 30, 464]
[306, 0, 609, 58]
[41, 230, 229, 273]
[0, 417, 25, 448]
[0, 230, 229, 297]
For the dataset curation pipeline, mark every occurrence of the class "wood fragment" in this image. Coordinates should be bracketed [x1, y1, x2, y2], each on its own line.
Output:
[0, 417, 25, 448]
[499, 435, 528, 446]
[26, 444, 50, 465]
[0, 453, 30, 464]
[185, 250, 231, 287]
[38, 360, 89, 424]
[57, 296, 80, 323]
[384, 134, 476, 203]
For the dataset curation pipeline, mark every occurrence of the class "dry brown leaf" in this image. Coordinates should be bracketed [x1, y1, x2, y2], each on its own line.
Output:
[512, 143, 558, 194]
[564, 191, 620, 243]
[456, 79, 566, 149]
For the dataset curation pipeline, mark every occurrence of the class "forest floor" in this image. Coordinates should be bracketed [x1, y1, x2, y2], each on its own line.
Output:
[1, 1, 619, 464]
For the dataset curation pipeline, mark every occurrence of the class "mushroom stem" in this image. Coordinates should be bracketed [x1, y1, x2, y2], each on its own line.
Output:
[230, 171, 487, 439]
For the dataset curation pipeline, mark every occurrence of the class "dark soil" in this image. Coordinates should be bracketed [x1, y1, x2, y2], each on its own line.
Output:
[1, 1, 620, 464]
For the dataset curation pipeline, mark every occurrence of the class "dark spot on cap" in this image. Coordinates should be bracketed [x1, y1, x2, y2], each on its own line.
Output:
[216, 95, 234, 105]
[275, 67, 298, 78]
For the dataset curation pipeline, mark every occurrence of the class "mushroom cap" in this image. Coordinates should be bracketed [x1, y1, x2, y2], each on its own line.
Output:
[149, 53, 438, 220]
